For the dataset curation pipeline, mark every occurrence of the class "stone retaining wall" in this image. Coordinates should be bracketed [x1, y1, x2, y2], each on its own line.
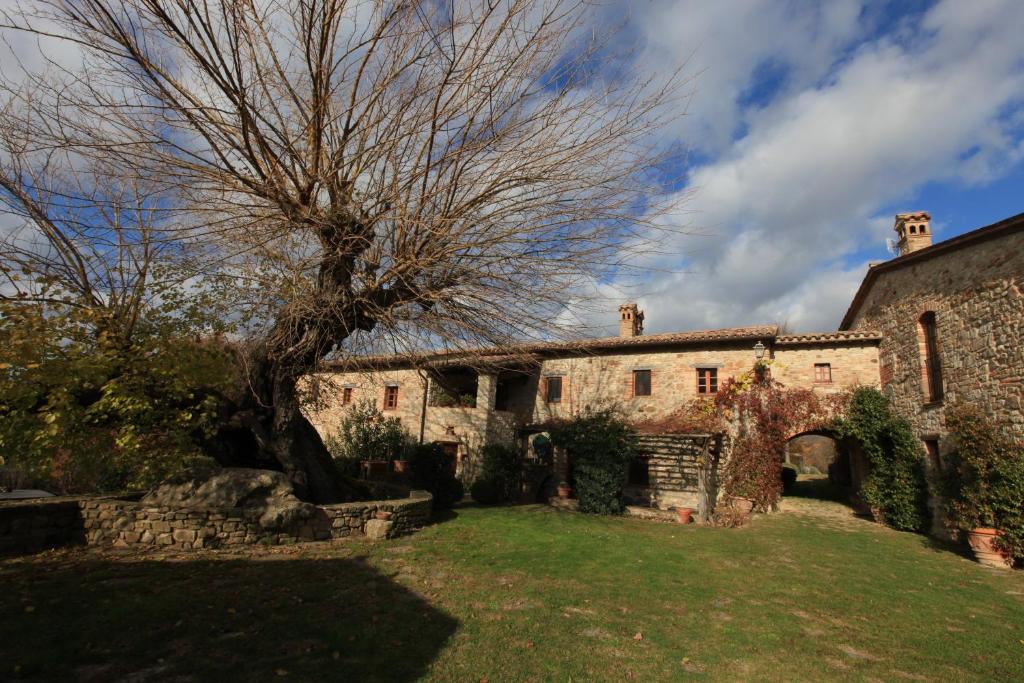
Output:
[0, 491, 433, 555]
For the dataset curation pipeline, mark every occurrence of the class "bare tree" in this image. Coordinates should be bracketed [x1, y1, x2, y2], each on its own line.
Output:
[2, 0, 688, 502]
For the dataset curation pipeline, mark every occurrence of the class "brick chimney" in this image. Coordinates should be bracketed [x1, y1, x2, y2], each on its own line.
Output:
[894, 212, 932, 256]
[618, 303, 644, 337]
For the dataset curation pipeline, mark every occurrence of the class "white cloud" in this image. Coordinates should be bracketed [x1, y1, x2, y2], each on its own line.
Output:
[582, 0, 1024, 335]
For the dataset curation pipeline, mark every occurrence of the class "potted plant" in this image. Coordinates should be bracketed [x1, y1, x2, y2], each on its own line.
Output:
[557, 481, 574, 499]
[675, 506, 695, 524]
[945, 404, 1024, 569]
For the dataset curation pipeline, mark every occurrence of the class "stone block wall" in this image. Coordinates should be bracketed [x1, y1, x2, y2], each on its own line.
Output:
[0, 497, 87, 555]
[625, 434, 721, 510]
[846, 227, 1024, 444]
[0, 491, 433, 555]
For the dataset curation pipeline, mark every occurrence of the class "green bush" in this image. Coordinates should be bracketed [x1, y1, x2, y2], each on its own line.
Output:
[835, 387, 929, 532]
[478, 443, 521, 503]
[944, 403, 1024, 561]
[324, 400, 410, 476]
[550, 408, 638, 515]
[0, 301, 234, 494]
[408, 443, 464, 510]
[470, 478, 503, 505]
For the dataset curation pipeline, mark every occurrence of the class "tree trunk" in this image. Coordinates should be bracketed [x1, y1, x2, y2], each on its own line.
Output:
[206, 350, 352, 504]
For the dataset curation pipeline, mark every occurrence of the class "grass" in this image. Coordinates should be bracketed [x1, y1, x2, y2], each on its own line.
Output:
[2, 499, 1024, 682]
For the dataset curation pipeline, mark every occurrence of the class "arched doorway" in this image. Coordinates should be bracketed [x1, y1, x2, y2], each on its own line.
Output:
[783, 430, 860, 503]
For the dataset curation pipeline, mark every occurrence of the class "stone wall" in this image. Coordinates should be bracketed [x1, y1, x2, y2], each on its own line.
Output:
[625, 433, 722, 511]
[0, 491, 433, 555]
[846, 227, 1024, 445]
[845, 225, 1024, 536]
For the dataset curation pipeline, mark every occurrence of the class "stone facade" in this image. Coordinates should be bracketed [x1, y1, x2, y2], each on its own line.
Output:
[842, 217, 1024, 446]
[0, 491, 433, 555]
[842, 214, 1024, 534]
[307, 330, 880, 479]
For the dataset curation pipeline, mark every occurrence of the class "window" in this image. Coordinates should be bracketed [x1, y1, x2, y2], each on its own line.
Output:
[909, 224, 917, 234]
[341, 387, 353, 405]
[696, 368, 718, 395]
[545, 376, 563, 403]
[633, 369, 651, 397]
[919, 312, 944, 402]
[384, 385, 399, 410]
[814, 363, 832, 384]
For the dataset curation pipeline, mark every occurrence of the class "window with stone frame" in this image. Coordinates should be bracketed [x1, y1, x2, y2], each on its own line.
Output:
[814, 363, 832, 384]
[545, 376, 563, 403]
[384, 385, 399, 410]
[919, 311, 944, 403]
[341, 386, 353, 405]
[696, 367, 717, 395]
[633, 369, 652, 397]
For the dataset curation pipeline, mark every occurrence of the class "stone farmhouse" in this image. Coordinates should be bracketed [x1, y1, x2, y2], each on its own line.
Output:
[307, 210, 1024, 511]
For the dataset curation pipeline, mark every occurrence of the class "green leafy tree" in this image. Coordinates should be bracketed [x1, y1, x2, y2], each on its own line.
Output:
[324, 400, 410, 476]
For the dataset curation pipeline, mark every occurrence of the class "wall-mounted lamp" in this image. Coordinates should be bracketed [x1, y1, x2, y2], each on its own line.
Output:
[753, 340, 766, 360]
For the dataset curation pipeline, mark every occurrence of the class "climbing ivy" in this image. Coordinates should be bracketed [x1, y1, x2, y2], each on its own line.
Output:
[835, 387, 929, 532]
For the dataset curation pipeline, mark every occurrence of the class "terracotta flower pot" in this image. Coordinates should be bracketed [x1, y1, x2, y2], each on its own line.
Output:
[375, 510, 393, 521]
[967, 528, 1013, 568]
[675, 507, 695, 525]
[392, 459, 410, 474]
[731, 497, 754, 515]
[557, 485, 574, 499]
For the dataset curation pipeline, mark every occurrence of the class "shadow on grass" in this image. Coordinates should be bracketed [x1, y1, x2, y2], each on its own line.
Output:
[785, 476, 852, 504]
[1, 553, 458, 682]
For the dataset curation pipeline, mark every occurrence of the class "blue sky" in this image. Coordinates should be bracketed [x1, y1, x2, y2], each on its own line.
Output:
[569, 0, 1024, 334]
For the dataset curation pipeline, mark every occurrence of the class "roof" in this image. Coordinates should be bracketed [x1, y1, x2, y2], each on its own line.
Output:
[776, 330, 882, 346]
[324, 324, 780, 371]
[839, 211, 1024, 330]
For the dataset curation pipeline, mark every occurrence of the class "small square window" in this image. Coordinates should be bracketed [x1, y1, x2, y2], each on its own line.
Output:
[342, 387, 353, 405]
[633, 369, 651, 397]
[384, 385, 399, 410]
[696, 368, 717, 395]
[814, 363, 832, 384]
[545, 376, 563, 404]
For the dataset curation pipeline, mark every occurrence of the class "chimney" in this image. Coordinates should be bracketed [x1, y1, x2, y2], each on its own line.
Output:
[893, 212, 932, 256]
[618, 303, 644, 337]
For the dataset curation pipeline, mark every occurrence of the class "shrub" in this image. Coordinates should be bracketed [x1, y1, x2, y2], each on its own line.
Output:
[470, 478, 503, 505]
[0, 302, 234, 494]
[408, 442, 464, 510]
[835, 387, 928, 532]
[944, 403, 1024, 561]
[550, 408, 638, 515]
[478, 443, 521, 503]
[324, 400, 410, 475]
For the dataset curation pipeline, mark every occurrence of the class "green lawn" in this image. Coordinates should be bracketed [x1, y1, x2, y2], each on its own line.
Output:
[2, 500, 1023, 682]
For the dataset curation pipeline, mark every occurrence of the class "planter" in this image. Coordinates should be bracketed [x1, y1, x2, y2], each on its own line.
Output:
[375, 510, 393, 521]
[730, 497, 754, 515]
[392, 459, 410, 475]
[675, 507, 695, 525]
[967, 528, 1013, 568]
[557, 485, 575, 499]
[361, 460, 390, 480]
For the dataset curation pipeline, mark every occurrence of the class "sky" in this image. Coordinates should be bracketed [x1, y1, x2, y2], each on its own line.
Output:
[2, 0, 1023, 339]
[572, 0, 1024, 335]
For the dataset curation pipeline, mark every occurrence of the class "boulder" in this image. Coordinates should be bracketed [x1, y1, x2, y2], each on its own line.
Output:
[142, 469, 315, 531]
[364, 518, 393, 540]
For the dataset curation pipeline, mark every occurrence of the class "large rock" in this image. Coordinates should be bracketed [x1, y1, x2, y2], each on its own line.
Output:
[142, 469, 315, 530]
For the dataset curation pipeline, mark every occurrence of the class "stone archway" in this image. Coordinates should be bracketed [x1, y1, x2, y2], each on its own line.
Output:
[783, 429, 867, 505]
